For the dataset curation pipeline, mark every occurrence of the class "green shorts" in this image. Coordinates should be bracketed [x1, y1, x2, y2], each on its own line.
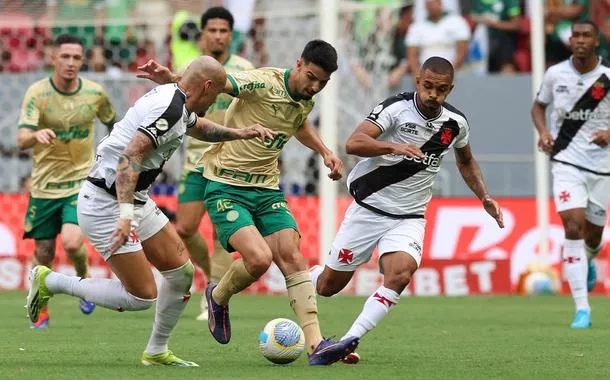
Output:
[178, 170, 209, 204]
[23, 194, 79, 240]
[204, 180, 299, 252]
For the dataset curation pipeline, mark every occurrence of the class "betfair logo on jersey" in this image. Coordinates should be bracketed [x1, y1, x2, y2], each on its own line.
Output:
[55, 126, 90, 141]
[403, 152, 442, 171]
[264, 133, 289, 150]
[557, 108, 609, 121]
[239, 81, 266, 92]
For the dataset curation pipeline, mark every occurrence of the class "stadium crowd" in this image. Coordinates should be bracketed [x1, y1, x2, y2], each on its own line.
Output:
[0, 0, 606, 76]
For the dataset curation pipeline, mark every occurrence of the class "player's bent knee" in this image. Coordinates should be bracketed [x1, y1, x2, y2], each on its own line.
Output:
[124, 292, 156, 311]
[385, 271, 412, 292]
[244, 252, 273, 277]
[564, 221, 584, 239]
[316, 280, 340, 297]
[175, 223, 198, 239]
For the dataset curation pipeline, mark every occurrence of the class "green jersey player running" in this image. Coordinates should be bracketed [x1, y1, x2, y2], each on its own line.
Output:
[138, 39, 359, 365]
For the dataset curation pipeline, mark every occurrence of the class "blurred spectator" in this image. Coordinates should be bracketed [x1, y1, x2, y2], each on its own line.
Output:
[388, 3, 415, 90]
[544, 0, 589, 66]
[406, 0, 470, 78]
[471, 0, 522, 74]
[98, 0, 138, 44]
[170, 10, 202, 71]
[598, 15, 610, 61]
[413, 0, 460, 22]
[590, 0, 610, 29]
[225, 0, 257, 54]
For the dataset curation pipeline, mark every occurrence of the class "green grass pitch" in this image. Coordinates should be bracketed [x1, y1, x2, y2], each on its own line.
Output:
[1, 292, 608, 379]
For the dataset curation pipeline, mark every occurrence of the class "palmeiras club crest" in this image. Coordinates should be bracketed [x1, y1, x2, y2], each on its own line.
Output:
[591, 81, 606, 100]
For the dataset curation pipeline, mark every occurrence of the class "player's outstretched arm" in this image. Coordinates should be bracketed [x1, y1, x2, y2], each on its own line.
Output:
[295, 120, 344, 180]
[187, 117, 276, 142]
[136, 59, 181, 84]
[454, 144, 504, 228]
[346, 120, 424, 158]
[531, 101, 554, 154]
[109, 131, 153, 253]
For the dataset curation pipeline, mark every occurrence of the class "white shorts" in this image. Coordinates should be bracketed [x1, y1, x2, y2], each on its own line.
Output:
[326, 201, 426, 272]
[552, 162, 610, 226]
[77, 181, 169, 260]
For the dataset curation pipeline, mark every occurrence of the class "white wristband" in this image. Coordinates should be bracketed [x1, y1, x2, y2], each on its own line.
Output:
[119, 203, 134, 220]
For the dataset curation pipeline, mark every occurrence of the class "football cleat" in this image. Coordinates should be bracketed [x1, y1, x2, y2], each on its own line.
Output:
[570, 309, 592, 329]
[79, 299, 96, 315]
[141, 351, 199, 367]
[26, 266, 54, 324]
[308, 336, 359, 365]
[341, 352, 360, 365]
[206, 283, 230, 344]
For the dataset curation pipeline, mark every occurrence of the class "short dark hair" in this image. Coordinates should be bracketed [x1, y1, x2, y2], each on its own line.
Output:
[54, 34, 83, 48]
[201, 6, 234, 30]
[421, 56, 454, 78]
[572, 19, 599, 34]
[300, 39, 338, 74]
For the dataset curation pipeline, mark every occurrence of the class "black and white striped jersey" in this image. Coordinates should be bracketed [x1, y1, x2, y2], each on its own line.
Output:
[537, 57, 610, 175]
[88, 83, 197, 202]
[347, 92, 469, 218]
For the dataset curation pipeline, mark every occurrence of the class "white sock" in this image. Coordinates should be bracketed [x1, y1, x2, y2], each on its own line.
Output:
[308, 265, 323, 294]
[585, 242, 603, 262]
[45, 272, 154, 311]
[342, 286, 399, 340]
[145, 261, 194, 355]
[563, 239, 589, 311]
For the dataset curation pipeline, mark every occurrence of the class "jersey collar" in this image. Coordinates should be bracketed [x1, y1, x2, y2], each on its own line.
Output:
[49, 77, 82, 96]
[568, 55, 602, 77]
[413, 92, 442, 121]
[283, 68, 301, 102]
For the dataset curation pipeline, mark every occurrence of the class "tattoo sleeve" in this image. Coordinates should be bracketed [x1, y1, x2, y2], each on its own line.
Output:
[186, 117, 241, 142]
[115, 132, 152, 204]
[455, 145, 489, 201]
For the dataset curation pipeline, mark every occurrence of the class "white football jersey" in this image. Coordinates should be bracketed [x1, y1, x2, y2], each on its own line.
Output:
[348, 92, 469, 217]
[88, 84, 197, 203]
[537, 57, 610, 175]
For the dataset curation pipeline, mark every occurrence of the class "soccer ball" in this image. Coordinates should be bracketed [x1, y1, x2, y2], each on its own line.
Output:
[523, 270, 558, 295]
[258, 318, 305, 364]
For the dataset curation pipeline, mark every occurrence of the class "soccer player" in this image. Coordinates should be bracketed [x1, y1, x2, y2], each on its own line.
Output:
[308, 56, 504, 363]
[531, 20, 610, 329]
[137, 40, 359, 365]
[16, 34, 117, 328]
[26, 56, 275, 366]
[175, 7, 255, 321]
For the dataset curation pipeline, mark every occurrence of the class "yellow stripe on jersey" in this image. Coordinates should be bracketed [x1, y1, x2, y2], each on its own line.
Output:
[182, 54, 255, 173]
[202, 67, 315, 189]
[18, 77, 116, 199]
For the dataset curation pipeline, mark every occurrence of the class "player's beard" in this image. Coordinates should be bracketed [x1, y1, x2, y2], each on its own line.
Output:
[211, 48, 225, 60]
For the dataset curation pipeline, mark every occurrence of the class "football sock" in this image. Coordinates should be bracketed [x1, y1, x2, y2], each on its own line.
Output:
[67, 245, 89, 277]
[307, 265, 323, 294]
[585, 242, 603, 261]
[212, 259, 257, 305]
[183, 233, 210, 278]
[45, 272, 155, 311]
[343, 286, 400, 340]
[210, 237, 232, 283]
[145, 261, 195, 355]
[286, 271, 323, 354]
[563, 239, 589, 311]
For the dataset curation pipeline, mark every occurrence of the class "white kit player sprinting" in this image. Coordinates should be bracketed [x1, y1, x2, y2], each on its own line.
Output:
[25, 56, 275, 366]
[309, 57, 504, 364]
[532, 20, 610, 329]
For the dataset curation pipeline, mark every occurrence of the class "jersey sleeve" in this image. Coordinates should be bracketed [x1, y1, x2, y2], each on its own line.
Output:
[97, 88, 117, 127]
[453, 16, 471, 41]
[137, 92, 185, 148]
[365, 96, 399, 132]
[18, 85, 41, 130]
[405, 23, 422, 47]
[226, 69, 268, 101]
[453, 117, 470, 149]
[536, 68, 554, 105]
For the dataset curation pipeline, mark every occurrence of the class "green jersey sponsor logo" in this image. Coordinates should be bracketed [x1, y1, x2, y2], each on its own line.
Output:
[264, 133, 289, 150]
[215, 167, 269, 184]
[55, 125, 91, 141]
[240, 81, 266, 91]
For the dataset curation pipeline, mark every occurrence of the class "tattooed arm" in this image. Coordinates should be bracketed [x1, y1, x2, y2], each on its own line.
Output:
[454, 144, 504, 228]
[109, 131, 153, 253]
[186, 117, 276, 142]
